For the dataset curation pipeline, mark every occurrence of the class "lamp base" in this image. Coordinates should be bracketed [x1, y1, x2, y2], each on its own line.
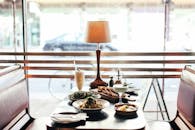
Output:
[90, 77, 108, 89]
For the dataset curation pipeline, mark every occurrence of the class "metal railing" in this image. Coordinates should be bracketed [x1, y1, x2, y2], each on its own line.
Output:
[1, 51, 192, 120]
[0, 51, 195, 79]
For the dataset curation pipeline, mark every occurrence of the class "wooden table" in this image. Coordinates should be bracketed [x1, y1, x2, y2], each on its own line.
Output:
[46, 101, 146, 130]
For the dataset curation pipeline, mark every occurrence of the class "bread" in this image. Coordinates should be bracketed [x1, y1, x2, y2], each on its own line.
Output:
[98, 86, 119, 103]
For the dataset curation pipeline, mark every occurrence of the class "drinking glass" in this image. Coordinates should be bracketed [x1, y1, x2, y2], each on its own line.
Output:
[75, 69, 85, 91]
[114, 84, 127, 102]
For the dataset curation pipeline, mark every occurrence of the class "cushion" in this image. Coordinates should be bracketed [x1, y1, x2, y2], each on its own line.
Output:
[0, 66, 28, 129]
[178, 69, 195, 126]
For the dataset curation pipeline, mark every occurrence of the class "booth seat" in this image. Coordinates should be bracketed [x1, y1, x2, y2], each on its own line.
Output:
[147, 65, 195, 130]
[0, 65, 47, 130]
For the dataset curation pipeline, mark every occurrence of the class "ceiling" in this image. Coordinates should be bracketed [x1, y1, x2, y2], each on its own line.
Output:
[32, 0, 162, 5]
[1, 0, 195, 7]
[31, 0, 195, 6]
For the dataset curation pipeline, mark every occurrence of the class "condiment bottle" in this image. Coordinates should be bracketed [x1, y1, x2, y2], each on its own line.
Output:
[109, 76, 114, 87]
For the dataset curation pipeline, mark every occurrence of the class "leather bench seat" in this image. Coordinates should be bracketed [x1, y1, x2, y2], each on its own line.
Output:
[0, 65, 47, 130]
[146, 65, 195, 130]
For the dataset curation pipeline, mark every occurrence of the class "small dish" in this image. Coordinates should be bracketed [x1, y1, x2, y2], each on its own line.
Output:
[68, 91, 100, 102]
[115, 103, 138, 116]
[113, 84, 128, 93]
[121, 93, 138, 103]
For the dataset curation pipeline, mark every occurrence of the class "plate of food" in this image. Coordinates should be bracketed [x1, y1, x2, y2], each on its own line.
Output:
[97, 86, 119, 103]
[68, 91, 100, 102]
[115, 103, 138, 116]
[72, 97, 110, 113]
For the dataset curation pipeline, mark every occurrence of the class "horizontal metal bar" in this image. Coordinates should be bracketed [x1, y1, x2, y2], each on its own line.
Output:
[23, 66, 182, 72]
[1, 52, 195, 56]
[0, 52, 192, 79]
[26, 74, 181, 79]
[100, 60, 195, 64]
[1, 59, 195, 64]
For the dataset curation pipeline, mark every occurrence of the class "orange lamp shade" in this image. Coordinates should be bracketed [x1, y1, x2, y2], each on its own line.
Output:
[86, 21, 111, 43]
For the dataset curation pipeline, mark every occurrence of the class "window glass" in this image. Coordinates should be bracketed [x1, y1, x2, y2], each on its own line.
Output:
[1, 1, 195, 52]
[129, 6, 164, 52]
[0, 1, 23, 52]
[26, 2, 165, 52]
[168, 8, 195, 52]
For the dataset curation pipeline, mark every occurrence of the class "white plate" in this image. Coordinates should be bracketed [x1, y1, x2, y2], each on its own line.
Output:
[72, 98, 110, 112]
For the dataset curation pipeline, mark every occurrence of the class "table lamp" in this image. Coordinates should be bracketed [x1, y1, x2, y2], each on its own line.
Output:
[86, 21, 111, 89]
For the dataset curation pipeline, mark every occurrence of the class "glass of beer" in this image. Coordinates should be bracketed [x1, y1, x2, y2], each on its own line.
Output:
[75, 69, 85, 91]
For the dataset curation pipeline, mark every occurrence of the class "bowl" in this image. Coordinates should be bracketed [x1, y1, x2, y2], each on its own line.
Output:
[115, 103, 138, 116]
[113, 84, 128, 93]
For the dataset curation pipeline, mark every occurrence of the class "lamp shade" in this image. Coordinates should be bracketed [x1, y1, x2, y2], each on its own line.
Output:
[86, 21, 111, 43]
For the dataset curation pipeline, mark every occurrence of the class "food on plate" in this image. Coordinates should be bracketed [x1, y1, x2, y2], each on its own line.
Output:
[115, 103, 138, 116]
[98, 86, 119, 97]
[79, 97, 103, 109]
[68, 91, 95, 101]
[98, 86, 119, 103]
[72, 98, 110, 113]
[116, 104, 137, 112]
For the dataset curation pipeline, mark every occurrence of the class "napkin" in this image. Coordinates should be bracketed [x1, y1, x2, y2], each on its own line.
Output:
[50, 113, 88, 124]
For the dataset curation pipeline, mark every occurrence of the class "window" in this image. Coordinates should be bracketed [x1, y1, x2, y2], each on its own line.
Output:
[0, 1, 23, 51]
[168, 8, 195, 52]
[26, 1, 165, 52]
